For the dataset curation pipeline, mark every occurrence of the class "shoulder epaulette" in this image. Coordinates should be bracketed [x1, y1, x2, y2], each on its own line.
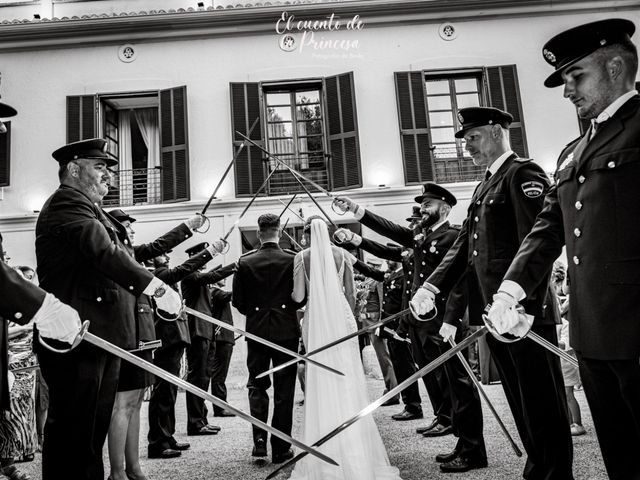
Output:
[514, 157, 532, 163]
[283, 248, 297, 255]
[240, 249, 257, 258]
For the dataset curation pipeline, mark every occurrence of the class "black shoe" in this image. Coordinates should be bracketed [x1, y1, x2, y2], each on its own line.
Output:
[435, 449, 459, 463]
[416, 418, 439, 434]
[439, 456, 488, 473]
[381, 397, 400, 407]
[252, 438, 267, 457]
[272, 449, 295, 464]
[148, 447, 182, 459]
[214, 409, 236, 417]
[422, 423, 453, 437]
[168, 440, 191, 451]
[187, 424, 220, 436]
[391, 409, 424, 421]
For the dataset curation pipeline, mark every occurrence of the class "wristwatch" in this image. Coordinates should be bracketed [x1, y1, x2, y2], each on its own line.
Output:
[153, 286, 166, 298]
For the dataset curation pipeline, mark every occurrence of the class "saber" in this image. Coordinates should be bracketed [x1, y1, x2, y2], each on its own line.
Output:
[76, 325, 337, 467]
[278, 199, 305, 222]
[448, 338, 522, 457]
[257, 307, 411, 379]
[527, 331, 579, 367]
[235, 132, 346, 216]
[183, 306, 344, 377]
[282, 228, 303, 251]
[201, 117, 261, 216]
[266, 327, 489, 478]
[10, 364, 39, 374]
[277, 194, 298, 220]
[286, 167, 338, 229]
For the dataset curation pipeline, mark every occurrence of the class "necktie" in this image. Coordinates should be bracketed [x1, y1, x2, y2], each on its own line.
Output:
[484, 170, 492, 181]
[589, 121, 599, 141]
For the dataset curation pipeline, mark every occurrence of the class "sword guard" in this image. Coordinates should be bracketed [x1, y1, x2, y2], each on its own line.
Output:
[156, 307, 181, 322]
[38, 320, 90, 353]
[331, 199, 347, 216]
[409, 301, 438, 322]
[482, 303, 532, 343]
[193, 213, 210, 234]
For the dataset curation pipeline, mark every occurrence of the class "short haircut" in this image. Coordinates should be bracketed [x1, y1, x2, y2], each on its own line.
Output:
[597, 39, 639, 78]
[258, 213, 280, 233]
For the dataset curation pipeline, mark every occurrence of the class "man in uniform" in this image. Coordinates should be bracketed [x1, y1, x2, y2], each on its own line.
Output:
[489, 19, 640, 480]
[35, 138, 182, 480]
[209, 280, 236, 418]
[181, 243, 237, 437]
[412, 107, 573, 478]
[232, 213, 301, 464]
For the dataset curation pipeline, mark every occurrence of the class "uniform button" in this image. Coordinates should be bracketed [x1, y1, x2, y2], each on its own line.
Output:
[476, 200, 481, 205]
[281, 304, 286, 309]
[419, 274, 424, 278]
[96, 297, 102, 302]
[473, 233, 478, 239]
[489, 199, 494, 204]
[408, 271, 412, 275]
[129, 286, 134, 290]
[573, 256, 580, 265]
[607, 161, 615, 168]
[407, 281, 410, 284]
[422, 250, 426, 254]
[574, 228, 581, 237]
[474, 216, 479, 222]
[255, 307, 259, 311]
[578, 175, 585, 183]
[421, 261, 425, 266]
[575, 201, 582, 210]
[473, 250, 478, 256]
[124, 239, 129, 245]
[139, 308, 144, 313]
[14, 312, 22, 320]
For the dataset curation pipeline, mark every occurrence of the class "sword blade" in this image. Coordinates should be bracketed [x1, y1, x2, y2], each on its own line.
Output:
[266, 326, 488, 479]
[256, 308, 411, 379]
[526, 331, 579, 367]
[202, 116, 261, 215]
[277, 198, 305, 222]
[277, 194, 298, 220]
[448, 338, 522, 457]
[286, 170, 337, 228]
[183, 307, 344, 377]
[81, 331, 337, 467]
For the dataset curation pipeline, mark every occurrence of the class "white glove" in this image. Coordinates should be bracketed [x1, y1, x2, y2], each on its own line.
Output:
[509, 313, 534, 338]
[206, 239, 226, 256]
[334, 228, 361, 246]
[185, 214, 205, 231]
[33, 293, 83, 344]
[409, 285, 436, 316]
[333, 196, 361, 216]
[439, 323, 457, 342]
[487, 291, 520, 334]
[144, 277, 182, 318]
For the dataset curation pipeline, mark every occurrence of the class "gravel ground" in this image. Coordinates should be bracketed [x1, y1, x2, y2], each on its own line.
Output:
[18, 343, 607, 480]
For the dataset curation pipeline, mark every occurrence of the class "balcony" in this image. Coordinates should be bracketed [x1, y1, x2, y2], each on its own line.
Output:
[266, 155, 329, 196]
[103, 167, 162, 207]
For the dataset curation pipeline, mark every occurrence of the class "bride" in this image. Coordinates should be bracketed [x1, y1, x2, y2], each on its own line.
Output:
[289, 217, 402, 480]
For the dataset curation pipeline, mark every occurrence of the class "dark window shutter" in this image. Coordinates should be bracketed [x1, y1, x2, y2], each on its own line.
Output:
[66, 95, 97, 143]
[0, 121, 10, 187]
[230, 82, 265, 197]
[394, 71, 434, 185]
[324, 72, 362, 191]
[159, 86, 190, 203]
[485, 65, 529, 157]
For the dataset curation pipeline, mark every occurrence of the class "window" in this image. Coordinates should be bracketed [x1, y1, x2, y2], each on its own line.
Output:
[0, 121, 11, 187]
[395, 65, 528, 185]
[230, 72, 362, 197]
[66, 86, 189, 206]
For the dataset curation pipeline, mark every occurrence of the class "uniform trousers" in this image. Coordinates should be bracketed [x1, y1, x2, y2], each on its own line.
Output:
[246, 339, 298, 454]
[387, 336, 422, 413]
[186, 336, 215, 432]
[362, 312, 398, 400]
[148, 343, 185, 450]
[576, 354, 640, 480]
[37, 341, 120, 480]
[210, 341, 234, 414]
[410, 321, 452, 427]
[487, 324, 573, 480]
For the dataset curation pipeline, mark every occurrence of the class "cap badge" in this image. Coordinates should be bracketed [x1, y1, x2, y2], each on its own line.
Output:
[543, 49, 556, 63]
[600, 38, 607, 46]
[457, 112, 464, 123]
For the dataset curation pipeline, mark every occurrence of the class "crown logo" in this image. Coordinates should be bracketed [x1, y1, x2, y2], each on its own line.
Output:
[543, 49, 556, 63]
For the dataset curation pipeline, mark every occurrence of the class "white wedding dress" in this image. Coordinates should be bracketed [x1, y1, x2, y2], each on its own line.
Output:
[289, 219, 402, 480]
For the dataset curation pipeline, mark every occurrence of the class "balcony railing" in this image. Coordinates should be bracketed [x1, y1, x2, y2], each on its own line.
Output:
[103, 167, 162, 207]
[267, 156, 329, 195]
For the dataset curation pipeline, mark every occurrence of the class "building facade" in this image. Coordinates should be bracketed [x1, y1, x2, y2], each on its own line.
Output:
[0, 0, 638, 269]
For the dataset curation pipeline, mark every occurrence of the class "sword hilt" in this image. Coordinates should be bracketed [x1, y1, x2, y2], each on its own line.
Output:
[193, 212, 210, 233]
[482, 303, 531, 343]
[37, 320, 90, 354]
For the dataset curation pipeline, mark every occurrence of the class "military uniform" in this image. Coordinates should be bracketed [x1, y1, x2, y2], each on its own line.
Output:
[428, 152, 573, 479]
[181, 258, 237, 434]
[504, 19, 640, 475]
[232, 242, 302, 456]
[209, 286, 235, 416]
[35, 184, 154, 480]
[147, 247, 216, 454]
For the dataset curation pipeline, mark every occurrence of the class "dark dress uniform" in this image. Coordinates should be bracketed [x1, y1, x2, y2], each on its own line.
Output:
[232, 242, 302, 456]
[181, 261, 236, 433]
[353, 240, 423, 415]
[209, 286, 235, 416]
[0, 245, 44, 411]
[147, 248, 216, 454]
[428, 154, 573, 480]
[118, 222, 194, 391]
[35, 185, 154, 480]
[358, 210, 456, 430]
[505, 94, 640, 480]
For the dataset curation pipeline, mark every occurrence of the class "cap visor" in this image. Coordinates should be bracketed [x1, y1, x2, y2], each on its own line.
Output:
[454, 128, 466, 138]
[0, 102, 17, 118]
